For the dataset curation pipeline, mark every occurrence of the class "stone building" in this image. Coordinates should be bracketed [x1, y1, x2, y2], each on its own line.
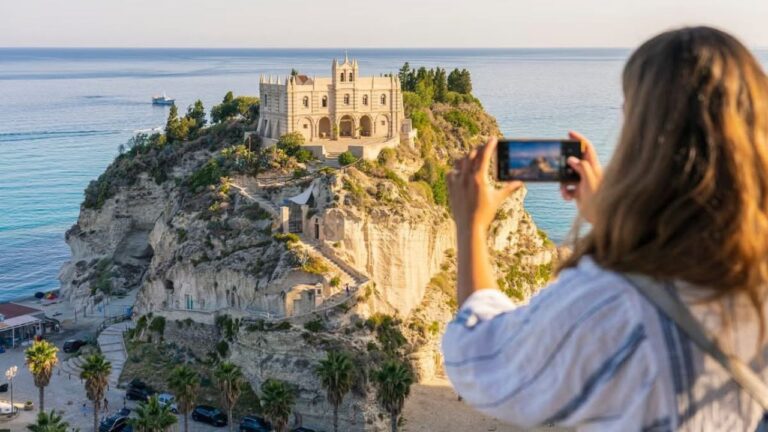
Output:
[257, 55, 407, 149]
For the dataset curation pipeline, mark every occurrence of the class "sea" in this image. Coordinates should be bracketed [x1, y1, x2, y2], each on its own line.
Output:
[1, 48, 765, 302]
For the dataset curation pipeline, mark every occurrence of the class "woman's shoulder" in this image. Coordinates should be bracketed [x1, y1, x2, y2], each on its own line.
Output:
[527, 255, 651, 329]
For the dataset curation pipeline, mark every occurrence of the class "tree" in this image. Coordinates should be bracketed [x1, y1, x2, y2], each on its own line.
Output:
[434, 67, 448, 103]
[165, 104, 190, 143]
[211, 91, 260, 123]
[215, 362, 243, 432]
[373, 359, 413, 432]
[168, 365, 200, 432]
[80, 353, 112, 432]
[447, 68, 472, 94]
[26, 410, 69, 432]
[276, 132, 313, 163]
[316, 351, 354, 432]
[25, 340, 59, 413]
[130, 395, 178, 432]
[291, 68, 299, 76]
[186, 100, 207, 134]
[260, 379, 295, 432]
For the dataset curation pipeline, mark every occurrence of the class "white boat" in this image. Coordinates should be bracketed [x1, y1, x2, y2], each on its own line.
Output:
[152, 92, 175, 106]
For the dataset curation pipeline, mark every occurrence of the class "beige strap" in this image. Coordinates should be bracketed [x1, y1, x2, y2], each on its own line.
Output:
[624, 274, 768, 410]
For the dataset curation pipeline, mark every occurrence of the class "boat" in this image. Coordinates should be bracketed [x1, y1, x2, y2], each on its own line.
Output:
[152, 92, 175, 106]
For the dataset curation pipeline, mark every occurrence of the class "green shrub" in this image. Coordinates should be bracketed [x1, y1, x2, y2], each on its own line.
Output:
[149, 316, 166, 335]
[377, 148, 397, 167]
[443, 110, 480, 135]
[215, 340, 229, 358]
[338, 151, 358, 166]
[329, 276, 341, 287]
[188, 159, 226, 191]
[273, 233, 300, 244]
[302, 256, 329, 275]
[304, 318, 325, 333]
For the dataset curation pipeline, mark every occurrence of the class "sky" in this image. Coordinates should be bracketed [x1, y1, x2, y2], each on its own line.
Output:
[2, 0, 768, 48]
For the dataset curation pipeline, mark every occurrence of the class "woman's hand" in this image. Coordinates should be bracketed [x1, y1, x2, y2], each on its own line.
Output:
[448, 137, 522, 237]
[448, 137, 522, 305]
[561, 131, 603, 224]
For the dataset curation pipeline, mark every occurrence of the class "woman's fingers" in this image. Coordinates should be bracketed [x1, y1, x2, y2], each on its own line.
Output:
[474, 137, 498, 176]
[568, 130, 602, 173]
[567, 156, 597, 188]
[495, 181, 522, 203]
[560, 184, 576, 201]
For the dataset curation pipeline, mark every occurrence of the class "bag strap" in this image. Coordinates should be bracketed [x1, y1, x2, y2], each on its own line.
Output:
[624, 273, 768, 410]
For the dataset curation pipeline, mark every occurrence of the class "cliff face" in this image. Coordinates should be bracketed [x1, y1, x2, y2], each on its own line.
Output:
[61, 96, 557, 431]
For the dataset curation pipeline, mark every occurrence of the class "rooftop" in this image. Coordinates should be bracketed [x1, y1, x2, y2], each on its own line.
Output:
[0, 303, 41, 320]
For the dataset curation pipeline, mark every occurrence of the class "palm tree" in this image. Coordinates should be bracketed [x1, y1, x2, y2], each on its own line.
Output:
[316, 350, 354, 432]
[214, 362, 243, 432]
[24, 340, 59, 412]
[260, 379, 295, 432]
[130, 395, 178, 432]
[80, 353, 112, 432]
[167, 365, 200, 432]
[373, 359, 413, 432]
[26, 409, 69, 432]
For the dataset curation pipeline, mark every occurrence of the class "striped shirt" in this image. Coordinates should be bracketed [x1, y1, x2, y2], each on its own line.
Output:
[442, 256, 768, 431]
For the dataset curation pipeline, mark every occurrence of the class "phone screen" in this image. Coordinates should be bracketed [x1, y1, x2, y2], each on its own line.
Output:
[496, 139, 581, 182]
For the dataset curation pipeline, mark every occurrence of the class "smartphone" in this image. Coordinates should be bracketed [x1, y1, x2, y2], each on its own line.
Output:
[496, 139, 583, 182]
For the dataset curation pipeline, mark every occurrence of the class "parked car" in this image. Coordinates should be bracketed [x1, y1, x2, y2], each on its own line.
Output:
[62, 339, 86, 353]
[191, 405, 227, 427]
[239, 415, 272, 432]
[157, 393, 178, 413]
[99, 413, 129, 432]
[126, 380, 156, 402]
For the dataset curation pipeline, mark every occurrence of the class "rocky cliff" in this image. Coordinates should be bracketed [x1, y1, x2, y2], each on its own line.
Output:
[60, 89, 557, 431]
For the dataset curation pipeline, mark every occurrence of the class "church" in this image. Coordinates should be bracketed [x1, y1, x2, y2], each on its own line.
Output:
[257, 55, 410, 155]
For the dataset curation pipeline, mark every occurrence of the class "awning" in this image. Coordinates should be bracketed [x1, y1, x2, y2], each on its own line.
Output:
[0, 314, 41, 330]
[286, 179, 317, 205]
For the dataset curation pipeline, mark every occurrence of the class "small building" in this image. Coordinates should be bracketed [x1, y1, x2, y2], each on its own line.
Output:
[0, 303, 50, 348]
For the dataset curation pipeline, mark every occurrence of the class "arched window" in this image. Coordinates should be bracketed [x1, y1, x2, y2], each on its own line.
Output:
[344, 94, 350, 105]
[340, 73, 345, 82]
[322, 96, 328, 107]
[348, 72, 354, 82]
[263, 94, 268, 106]
[380, 94, 387, 105]
[302, 96, 309, 108]
[362, 95, 368, 105]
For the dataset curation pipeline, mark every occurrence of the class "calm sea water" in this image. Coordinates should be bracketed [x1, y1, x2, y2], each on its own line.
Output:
[1, 48, 765, 302]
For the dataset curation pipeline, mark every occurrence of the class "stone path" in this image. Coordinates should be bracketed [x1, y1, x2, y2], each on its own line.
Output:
[59, 320, 134, 387]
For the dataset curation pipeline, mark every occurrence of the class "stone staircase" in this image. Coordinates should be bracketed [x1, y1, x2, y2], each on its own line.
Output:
[230, 183, 281, 218]
[98, 321, 134, 387]
[60, 321, 134, 387]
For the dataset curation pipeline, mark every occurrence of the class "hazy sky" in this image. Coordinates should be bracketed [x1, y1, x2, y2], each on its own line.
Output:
[3, 0, 768, 48]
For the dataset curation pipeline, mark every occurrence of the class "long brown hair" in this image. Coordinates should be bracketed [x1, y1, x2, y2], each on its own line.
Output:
[562, 27, 768, 326]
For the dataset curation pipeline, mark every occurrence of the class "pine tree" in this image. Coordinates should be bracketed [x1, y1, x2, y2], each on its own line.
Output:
[186, 100, 207, 134]
[165, 104, 189, 143]
[434, 67, 448, 103]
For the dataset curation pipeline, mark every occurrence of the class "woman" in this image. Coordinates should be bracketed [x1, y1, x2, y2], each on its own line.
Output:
[442, 27, 768, 431]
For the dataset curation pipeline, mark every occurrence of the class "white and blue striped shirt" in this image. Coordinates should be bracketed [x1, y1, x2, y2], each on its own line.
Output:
[442, 256, 768, 431]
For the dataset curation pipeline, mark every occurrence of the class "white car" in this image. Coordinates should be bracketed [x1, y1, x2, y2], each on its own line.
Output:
[157, 393, 178, 413]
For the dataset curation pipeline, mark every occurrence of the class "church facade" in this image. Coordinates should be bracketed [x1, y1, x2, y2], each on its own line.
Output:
[257, 56, 405, 143]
